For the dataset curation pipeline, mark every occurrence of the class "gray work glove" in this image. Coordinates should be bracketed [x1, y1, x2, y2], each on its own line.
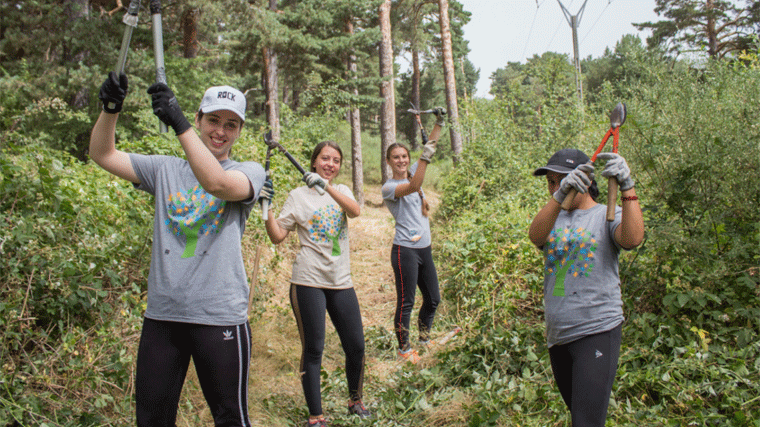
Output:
[302, 172, 327, 191]
[420, 140, 437, 163]
[597, 152, 634, 191]
[553, 163, 595, 204]
[259, 178, 274, 203]
[99, 71, 128, 114]
[433, 107, 446, 126]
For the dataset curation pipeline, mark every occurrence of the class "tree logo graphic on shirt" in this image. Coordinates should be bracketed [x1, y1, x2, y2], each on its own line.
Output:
[544, 227, 597, 297]
[164, 185, 226, 258]
[308, 204, 346, 256]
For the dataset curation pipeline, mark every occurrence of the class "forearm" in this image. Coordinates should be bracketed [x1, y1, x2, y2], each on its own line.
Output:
[325, 186, 361, 218]
[427, 122, 443, 142]
[89, 112, 118, 163]
[395, 161, 428, 198]
[615, 188, 644, 249]
[529, 199, 562, 247]
[265, 215, 289, 244]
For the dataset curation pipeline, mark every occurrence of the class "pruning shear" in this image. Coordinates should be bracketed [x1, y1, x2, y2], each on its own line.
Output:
[261, 131, 275, 220]
[407, 102, 429, 145]
[263, 131, 325, 198]
[561, 102, 627, 221]
[593, 102, 626, 221]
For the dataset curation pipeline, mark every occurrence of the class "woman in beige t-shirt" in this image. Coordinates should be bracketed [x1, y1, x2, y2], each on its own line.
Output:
[264, 141, 370, 427]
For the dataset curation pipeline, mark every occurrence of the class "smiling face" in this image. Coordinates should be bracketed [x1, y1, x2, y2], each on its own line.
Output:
[387, 146, 410, 179]
[195, 110, 243, 161]
[312, 145, 342, 183]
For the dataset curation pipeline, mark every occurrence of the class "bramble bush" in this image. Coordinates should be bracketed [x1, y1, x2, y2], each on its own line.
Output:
[426, 56, 760, 425]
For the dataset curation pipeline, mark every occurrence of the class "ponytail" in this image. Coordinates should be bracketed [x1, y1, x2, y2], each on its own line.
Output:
[406, 170, 430, 217]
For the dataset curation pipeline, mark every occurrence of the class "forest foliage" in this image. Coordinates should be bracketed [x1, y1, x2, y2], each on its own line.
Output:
[1, 1, 759, 426]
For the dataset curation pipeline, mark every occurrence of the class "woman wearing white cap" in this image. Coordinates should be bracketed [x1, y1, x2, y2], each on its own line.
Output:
[529, 148, 644, 426]
[90, 72, 271, 427]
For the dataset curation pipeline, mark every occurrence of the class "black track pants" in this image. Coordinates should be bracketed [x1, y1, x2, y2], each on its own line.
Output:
[290, 284, 366, 416]
[391, 244, 440, 350]
[549, 323, 622, 427]
[135, 317, 252, 427]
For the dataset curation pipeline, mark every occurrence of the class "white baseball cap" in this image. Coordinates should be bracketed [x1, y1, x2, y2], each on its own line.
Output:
[198, 86, 246, 121]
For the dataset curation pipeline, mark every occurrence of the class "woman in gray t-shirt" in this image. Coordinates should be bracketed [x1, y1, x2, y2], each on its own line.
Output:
[91, 74, 267, 426]
[382, 109, 444, 364]
[529, 148, 644, 427]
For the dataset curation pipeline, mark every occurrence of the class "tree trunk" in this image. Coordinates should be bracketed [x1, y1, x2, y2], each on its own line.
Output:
[379, 0, 395, 183]
[182, 7, 200, 59]
[263, 0, 280, 140]
[438, 0, 462, 164]
[410, 49, 421, 151]
[706, 0, 718, 58]
[346, 17, 365, 206]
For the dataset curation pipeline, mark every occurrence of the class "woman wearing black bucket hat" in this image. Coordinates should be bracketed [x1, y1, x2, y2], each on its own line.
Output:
[528, 148, 644, 426]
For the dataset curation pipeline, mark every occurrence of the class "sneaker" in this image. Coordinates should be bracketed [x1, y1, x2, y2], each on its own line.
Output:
[304, 416, 328, 426]
[397, 348, 420, 364]
[347, 400, 372, 419]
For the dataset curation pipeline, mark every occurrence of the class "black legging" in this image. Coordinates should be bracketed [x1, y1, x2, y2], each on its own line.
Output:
[135, 317, 252, 427]
[549, 323, 622, 427]
[391, 244, 440, 350]
[290, 284, 366, 416]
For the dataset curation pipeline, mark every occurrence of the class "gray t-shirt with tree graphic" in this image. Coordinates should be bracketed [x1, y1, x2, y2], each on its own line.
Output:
[542, 203, 625, 347]
[129, 153, 265, 326]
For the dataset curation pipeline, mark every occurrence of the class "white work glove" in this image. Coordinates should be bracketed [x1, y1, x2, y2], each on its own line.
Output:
[553, 163, 594, 204]
[597, 152, 634, 191]
[302, 172, 327, 191]
[420, 140, 437, 163]
[433, 107, 446, 127]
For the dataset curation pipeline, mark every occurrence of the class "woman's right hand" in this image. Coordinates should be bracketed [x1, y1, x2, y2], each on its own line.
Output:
[553, 163, 594, 204]
[98, 71, 128, 114]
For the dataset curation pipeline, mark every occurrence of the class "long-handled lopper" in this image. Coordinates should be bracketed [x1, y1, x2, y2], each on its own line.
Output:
[261, 131, 275, 220]
[407, 102, 444, 143]
[263, 132, 326, 196]
[561, 102, 627, 221]
[107, 0, 141, 111]
[149, 0, 168, 133]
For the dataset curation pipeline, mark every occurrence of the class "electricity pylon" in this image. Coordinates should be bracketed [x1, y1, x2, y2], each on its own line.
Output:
[556, 0, 588, 105]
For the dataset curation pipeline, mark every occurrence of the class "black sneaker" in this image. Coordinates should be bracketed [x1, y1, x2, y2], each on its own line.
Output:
[347, 400, 372, 419]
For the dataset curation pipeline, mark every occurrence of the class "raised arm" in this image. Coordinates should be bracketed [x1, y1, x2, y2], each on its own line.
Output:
[148, 83, 254, 202]
[597, 153, 644, 249]
[89, 72, 139, 183]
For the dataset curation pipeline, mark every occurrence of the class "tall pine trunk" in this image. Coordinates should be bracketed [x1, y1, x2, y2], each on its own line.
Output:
[346, 16, 364, 205]
[182, 7, 200, 59]
[264, 0, 280, 140]
[438, 0, 462, 164]
[379, 0, 395, 183]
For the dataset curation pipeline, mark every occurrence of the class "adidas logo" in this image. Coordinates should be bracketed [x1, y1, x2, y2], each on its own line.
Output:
[223, 330, 234, 341]
[595, 349, 603, 358]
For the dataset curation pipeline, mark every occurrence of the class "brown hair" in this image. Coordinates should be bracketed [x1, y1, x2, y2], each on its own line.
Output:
[310, 140, 343, 173]
[386, 143, 429, 217]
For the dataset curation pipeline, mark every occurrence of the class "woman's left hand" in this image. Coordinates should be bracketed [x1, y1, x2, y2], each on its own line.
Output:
[597, 152, 634, 191]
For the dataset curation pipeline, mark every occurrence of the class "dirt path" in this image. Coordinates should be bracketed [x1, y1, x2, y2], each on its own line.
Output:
[242, 184, 443, 424]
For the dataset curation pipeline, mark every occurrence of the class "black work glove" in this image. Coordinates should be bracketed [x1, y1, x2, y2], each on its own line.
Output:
[147, 83, 192, 135]
[98, 71, 128, 114]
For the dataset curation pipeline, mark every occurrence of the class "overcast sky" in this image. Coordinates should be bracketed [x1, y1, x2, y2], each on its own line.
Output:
[459, 0, 662, 98]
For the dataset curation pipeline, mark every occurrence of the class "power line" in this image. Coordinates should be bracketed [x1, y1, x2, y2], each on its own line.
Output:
[521, 1, 543, 60]
[581, 0, 614, 46]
